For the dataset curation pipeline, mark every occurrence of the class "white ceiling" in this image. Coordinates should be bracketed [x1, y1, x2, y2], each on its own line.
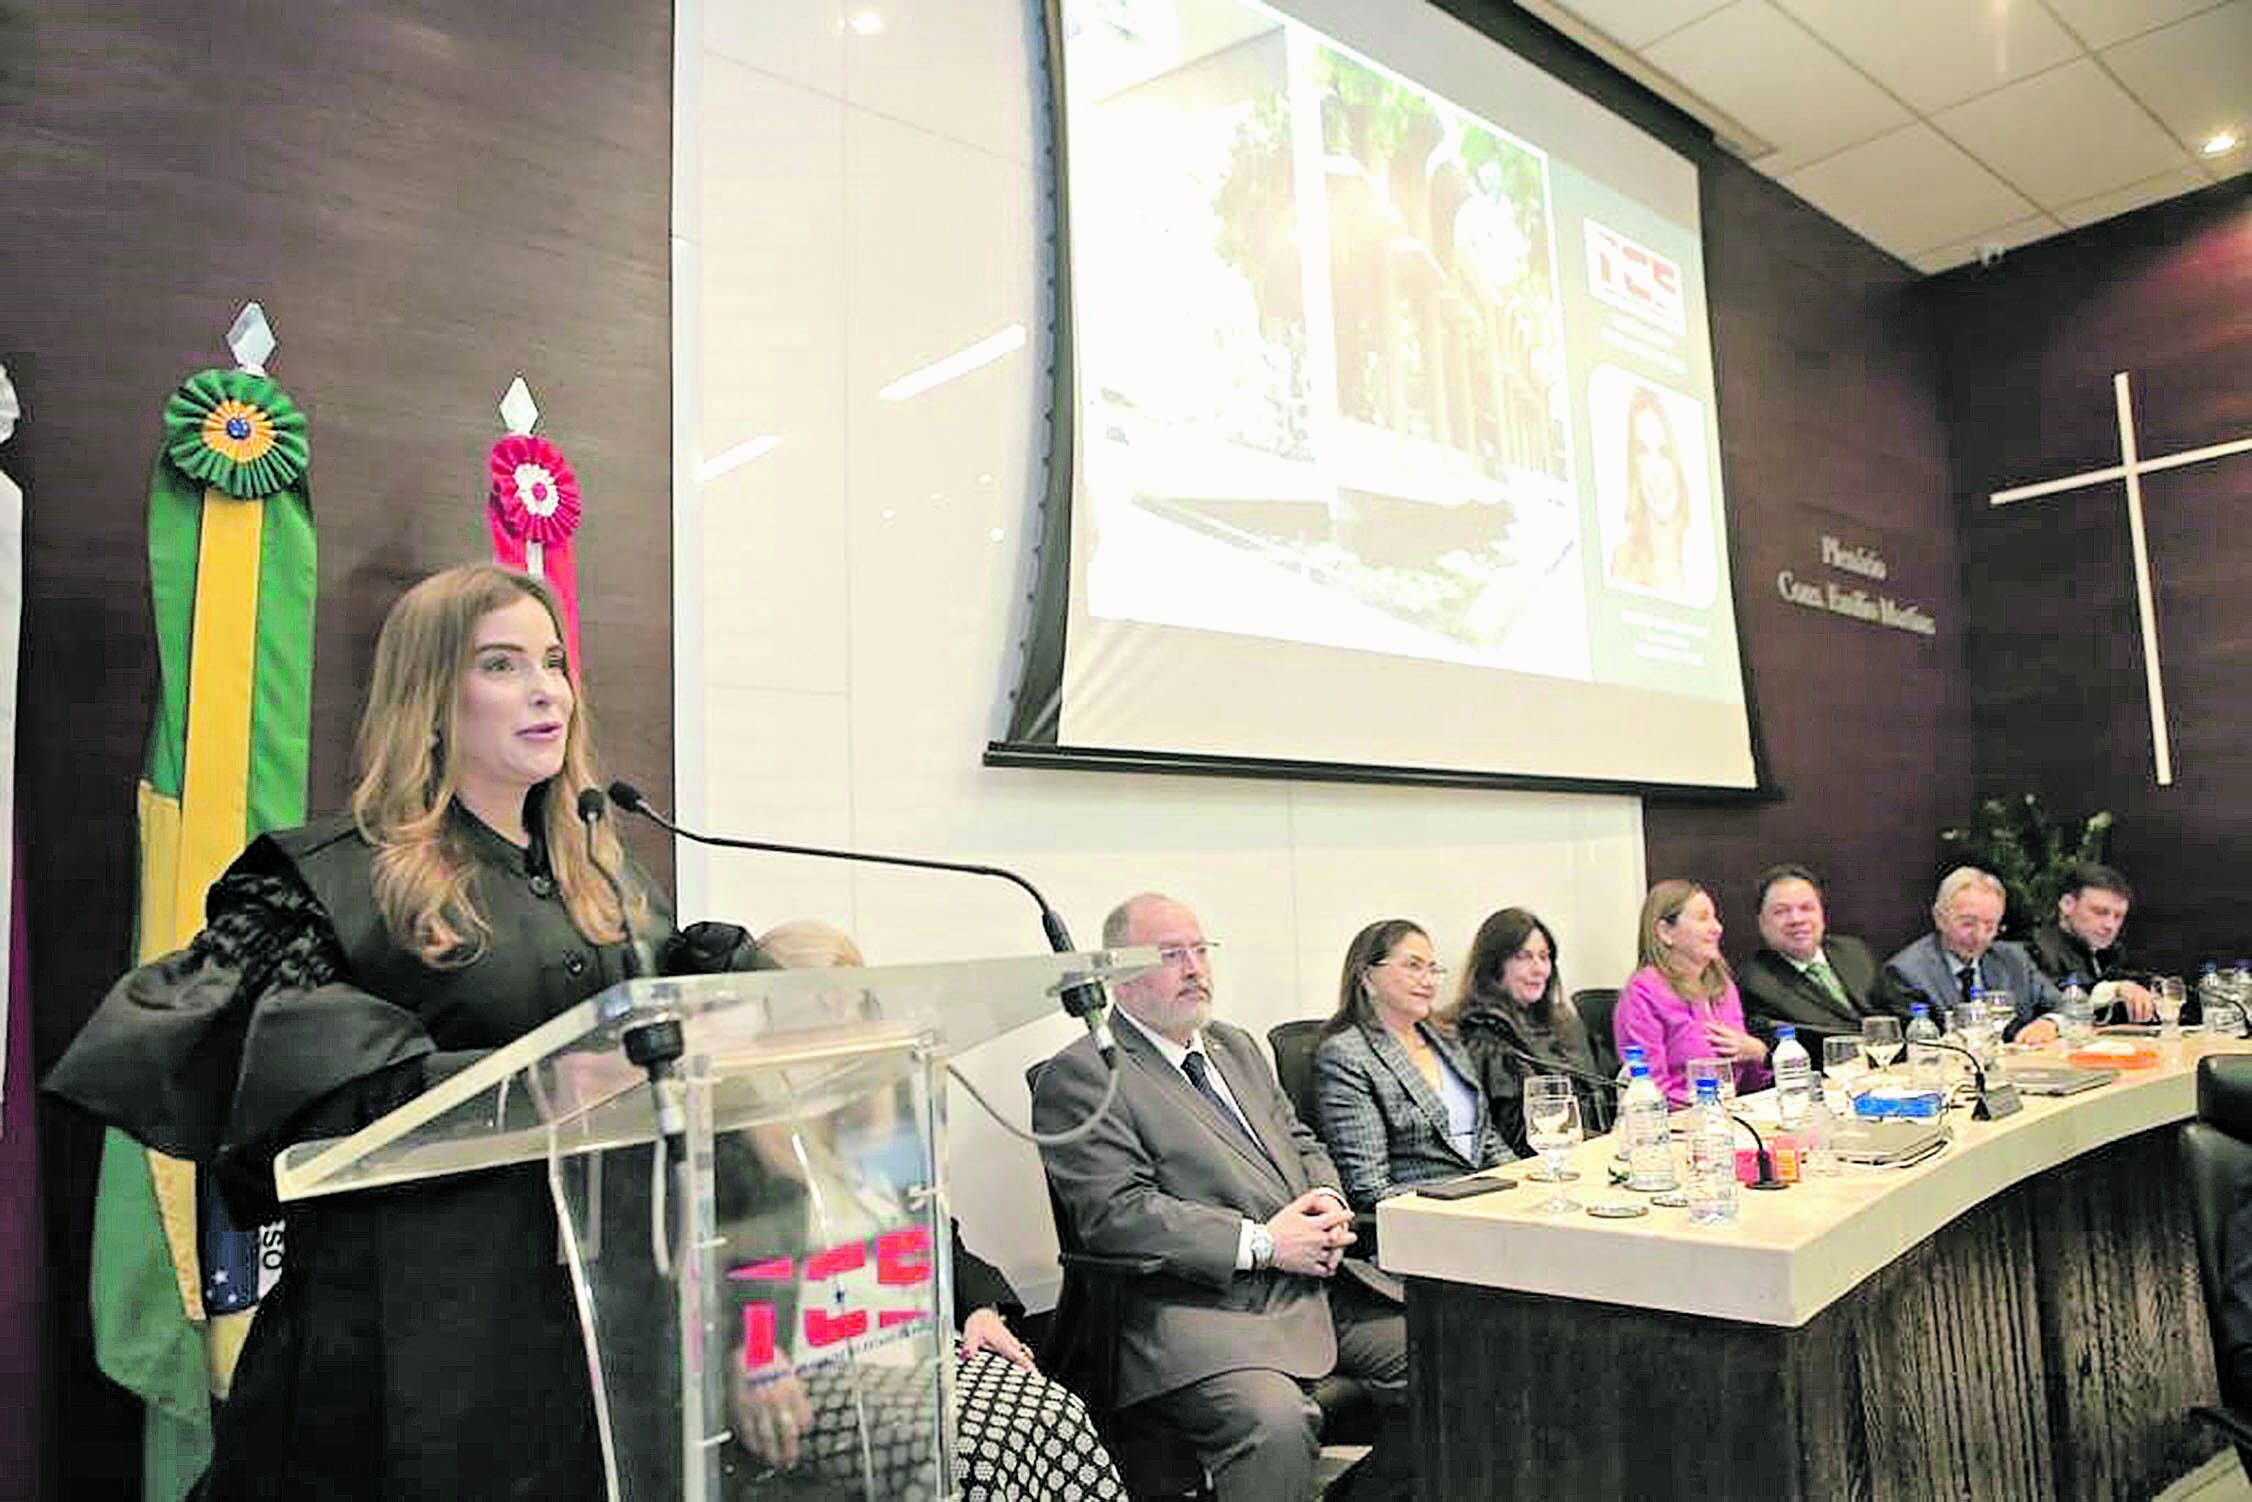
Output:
[1515, 0, 2251, 273]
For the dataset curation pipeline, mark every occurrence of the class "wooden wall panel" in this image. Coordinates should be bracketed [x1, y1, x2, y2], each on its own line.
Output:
[1645, 154, 1971, 959]
[1928, 176, 2252, 969]
[0, 2, 674, 1494]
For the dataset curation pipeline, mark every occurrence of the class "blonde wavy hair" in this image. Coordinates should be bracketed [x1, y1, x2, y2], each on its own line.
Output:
[350, 564, 638, 966]
[1637, 878, 1731, 1000]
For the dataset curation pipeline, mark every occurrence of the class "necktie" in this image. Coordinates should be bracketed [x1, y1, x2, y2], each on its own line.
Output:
[1958, 964, 1978, 1008]
[1806, 953, 1848, 1006]
[1181, 1051, 1263, 1154]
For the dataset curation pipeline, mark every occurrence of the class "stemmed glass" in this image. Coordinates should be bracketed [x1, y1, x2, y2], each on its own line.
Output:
[1523, 1076, 1583, 1214]
[1861, 1016, 1904, 1078]
[2157, 976, 2188, 1040]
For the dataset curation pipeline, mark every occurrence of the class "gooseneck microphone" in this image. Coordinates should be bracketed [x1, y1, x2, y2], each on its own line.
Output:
[576, 787, 686, 1162]
[1486, 1033, 1786, 1187]
[604, 781, 1118, 1065]
[1889, 982, 2021, 1119]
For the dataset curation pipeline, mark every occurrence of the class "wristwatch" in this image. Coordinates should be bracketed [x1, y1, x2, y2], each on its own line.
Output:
[1248, 1223, 1276, 1270]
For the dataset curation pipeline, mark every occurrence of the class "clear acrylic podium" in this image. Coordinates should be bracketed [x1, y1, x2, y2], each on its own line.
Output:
[271, 949, 1152, 1501]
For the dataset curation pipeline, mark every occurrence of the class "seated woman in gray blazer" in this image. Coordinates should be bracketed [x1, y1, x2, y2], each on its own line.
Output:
[1312, 918, 1512, 1211]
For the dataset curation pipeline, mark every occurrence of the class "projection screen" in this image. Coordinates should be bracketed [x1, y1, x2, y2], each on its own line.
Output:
[998, 0, 1760, 793]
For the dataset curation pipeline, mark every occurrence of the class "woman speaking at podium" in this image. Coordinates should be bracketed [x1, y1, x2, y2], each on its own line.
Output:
[51, 565, 721, 1498]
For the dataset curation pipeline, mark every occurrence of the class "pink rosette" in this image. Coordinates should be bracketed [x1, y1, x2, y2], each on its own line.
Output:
[485, 433, 585, 668]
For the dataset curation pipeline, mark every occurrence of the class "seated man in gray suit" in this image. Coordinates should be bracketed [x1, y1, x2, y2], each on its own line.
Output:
[1032, 893, 1412, 1501]
[1736, 864, 1896, 1049]
[1882, 866, 2062, 1044]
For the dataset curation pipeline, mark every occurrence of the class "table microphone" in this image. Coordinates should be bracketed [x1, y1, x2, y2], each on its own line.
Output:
[577, 787, 686, 1163]
[1484, 1035, 1787, 1188]
[603, 780, 1118, 1065]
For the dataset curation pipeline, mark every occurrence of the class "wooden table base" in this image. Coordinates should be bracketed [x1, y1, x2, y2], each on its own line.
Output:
[1407, 1127, 2222, 1499]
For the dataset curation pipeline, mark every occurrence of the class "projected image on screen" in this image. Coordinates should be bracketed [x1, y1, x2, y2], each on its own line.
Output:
[1073, 2, 1583, 675]
[1592, 369, 1712, 608]
[1032, 0, 1756, 789]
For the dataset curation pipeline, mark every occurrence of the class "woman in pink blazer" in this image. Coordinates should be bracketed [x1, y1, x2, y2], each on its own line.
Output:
[1613, 879, 1770, 1106]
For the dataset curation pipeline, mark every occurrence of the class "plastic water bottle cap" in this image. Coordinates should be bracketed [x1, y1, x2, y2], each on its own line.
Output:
[1623, 1044, 1647, 1063]
[2067, 973, 2085, 986]
[1910, 1002, 1929, 1018]
[1695, 1078, 1720, 1102]
[2202, 962, 2218, 974]
[1629, 1061, 1652, 1079]
[1776, 1024, 1796, 1040]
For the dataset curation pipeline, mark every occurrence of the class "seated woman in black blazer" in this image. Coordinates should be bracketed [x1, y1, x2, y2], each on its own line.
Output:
[1442, 907, 1614, 1155]
[1312, 918, 1512, 1211]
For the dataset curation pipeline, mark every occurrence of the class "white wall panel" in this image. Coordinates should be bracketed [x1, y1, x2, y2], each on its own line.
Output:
[677, 0, 1649, 1309]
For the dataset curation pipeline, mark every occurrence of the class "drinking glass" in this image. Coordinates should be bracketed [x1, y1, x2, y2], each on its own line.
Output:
[1861, 1016, 1904, 1077]
[1821, 1035, 1867, 1112]
[2158, 976, 2188, 1040]
[1952, 999, 1999, 1071]
[1979, 990, 2013, 1050]
[1523, 1076, 1583, 1214]
[1685, 1055, 1736, 1107]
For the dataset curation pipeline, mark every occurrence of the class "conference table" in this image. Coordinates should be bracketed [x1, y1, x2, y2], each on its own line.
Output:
[1377, 1034, 2250, 1499]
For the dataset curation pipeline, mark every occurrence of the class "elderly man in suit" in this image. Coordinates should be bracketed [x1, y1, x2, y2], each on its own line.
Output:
[1032, 893, 1413, 1501]
[1883, 866, 2063, 1044]
[1736, 864, 1896, 1049]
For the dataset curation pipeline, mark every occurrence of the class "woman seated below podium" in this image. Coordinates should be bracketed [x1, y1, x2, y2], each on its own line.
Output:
[1614, 879, 1770, 1106]
[1312, 918, 1512, 1209]
[49, 564, 747, 1498]
[744, 920, 1127, 1501]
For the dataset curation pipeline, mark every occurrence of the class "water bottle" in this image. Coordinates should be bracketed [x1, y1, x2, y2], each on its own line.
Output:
[1963, 982, 1998, 1070]
[1616, 1043, 1647, 1129]
[2059, 975, 2094, 1048]
[1771, 1024, 1813, 1127]
[1905, 1003, 1944, 1084]
[1622, 1058, 1677, 1192]
[1686, 1077, 1738, 1224]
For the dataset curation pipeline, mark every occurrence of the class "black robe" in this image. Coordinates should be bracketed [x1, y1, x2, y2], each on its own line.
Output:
[49, 797, 759, 1501]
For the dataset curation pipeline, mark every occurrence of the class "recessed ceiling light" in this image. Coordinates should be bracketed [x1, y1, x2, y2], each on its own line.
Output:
[2203, 131, 2239, 157]
[848, 9, 884, 35]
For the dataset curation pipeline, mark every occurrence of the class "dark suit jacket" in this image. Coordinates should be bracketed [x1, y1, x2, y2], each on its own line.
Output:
[1310, 1021, 1509, 1210]
[1737, 935, 1893, 1048]
[1031, 1015, 1379, 1407]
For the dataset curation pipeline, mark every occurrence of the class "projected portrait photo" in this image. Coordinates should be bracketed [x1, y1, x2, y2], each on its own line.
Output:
[1591, 369, 1714, 607]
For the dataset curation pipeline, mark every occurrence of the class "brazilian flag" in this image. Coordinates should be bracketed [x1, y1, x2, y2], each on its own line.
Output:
[89, 367, 312, 1500]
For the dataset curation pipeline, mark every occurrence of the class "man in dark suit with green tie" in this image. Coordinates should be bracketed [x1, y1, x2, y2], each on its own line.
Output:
[1736, 864, 1898, 1048]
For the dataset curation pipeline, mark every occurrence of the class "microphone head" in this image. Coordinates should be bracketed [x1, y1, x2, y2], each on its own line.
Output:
[606, 779, 647, 814]
[576, 786, 608, 822]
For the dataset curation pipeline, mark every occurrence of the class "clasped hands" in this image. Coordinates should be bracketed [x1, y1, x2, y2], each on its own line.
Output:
[1266, 1190, 1356, 1278]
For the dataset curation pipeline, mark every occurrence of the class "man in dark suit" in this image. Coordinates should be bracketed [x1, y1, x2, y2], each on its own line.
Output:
[2029, 861, 2160, 1022]
[1032, 893, 1411, 1501]
[1736, 864, 1896, 1049]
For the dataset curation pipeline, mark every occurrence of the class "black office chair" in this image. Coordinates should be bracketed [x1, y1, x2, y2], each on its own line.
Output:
[2182, 1054, 2252, 1475]
[1026, 1060, 1379, 1499]
[1267, 1019, 1378, 1260]
[1571, 986, 1623, 1082]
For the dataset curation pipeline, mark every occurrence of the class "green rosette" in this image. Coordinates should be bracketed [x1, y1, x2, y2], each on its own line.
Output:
[160, 369, 309, 499]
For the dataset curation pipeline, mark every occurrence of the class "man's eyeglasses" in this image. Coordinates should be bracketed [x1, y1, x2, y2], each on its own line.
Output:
[1373, 958, 1449, 980]
[1156, 941, 1220, 968]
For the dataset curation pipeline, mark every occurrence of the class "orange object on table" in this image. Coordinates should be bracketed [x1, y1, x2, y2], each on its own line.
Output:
[2066, 1040, 2161, 1070]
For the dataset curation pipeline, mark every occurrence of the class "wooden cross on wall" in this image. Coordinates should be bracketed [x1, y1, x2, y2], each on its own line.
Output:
[1989, 370, 2252, 787]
